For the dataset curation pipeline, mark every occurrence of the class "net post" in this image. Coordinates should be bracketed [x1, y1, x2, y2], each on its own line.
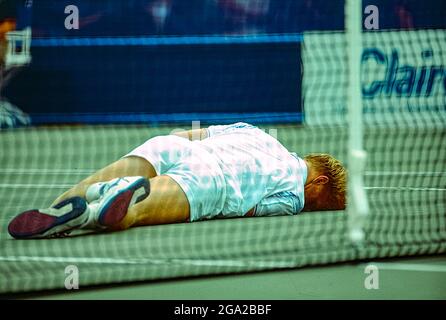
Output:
[346, 0, 369, 244]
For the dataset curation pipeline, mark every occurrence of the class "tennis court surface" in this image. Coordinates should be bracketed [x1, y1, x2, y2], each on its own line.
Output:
[22, 255, 446, 299]
[1, 125, 445, 297]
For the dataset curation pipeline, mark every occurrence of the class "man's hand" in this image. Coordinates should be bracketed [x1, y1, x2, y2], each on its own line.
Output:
[172, 128, 208, 141]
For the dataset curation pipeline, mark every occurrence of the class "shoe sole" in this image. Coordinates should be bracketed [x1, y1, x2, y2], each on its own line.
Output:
[97, 178, 150, 227]
[8, 197, 88, 239]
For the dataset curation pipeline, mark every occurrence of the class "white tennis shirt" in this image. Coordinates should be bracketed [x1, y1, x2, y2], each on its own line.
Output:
[196, 122, 308, 216]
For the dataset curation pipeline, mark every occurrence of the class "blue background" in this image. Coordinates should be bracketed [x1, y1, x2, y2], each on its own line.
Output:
[3, 0, 445, 124]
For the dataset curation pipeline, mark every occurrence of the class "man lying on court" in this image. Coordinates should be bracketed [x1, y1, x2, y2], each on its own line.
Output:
[8, 122, 346, 239]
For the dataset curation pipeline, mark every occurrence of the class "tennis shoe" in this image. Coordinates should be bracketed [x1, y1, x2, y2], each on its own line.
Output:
[8, 197, 89, 239]
[82, 176, 150, 229]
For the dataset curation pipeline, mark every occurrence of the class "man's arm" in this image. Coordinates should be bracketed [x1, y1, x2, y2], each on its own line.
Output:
[247, 192, 300, 217]
[173, 123, 254, 141]
[172, 128, 208, 141]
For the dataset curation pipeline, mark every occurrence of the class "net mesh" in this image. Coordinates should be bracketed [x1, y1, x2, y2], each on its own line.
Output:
[1, 0, 446, 294]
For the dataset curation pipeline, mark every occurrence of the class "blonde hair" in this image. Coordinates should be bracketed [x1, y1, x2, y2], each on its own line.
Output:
[304, 153, 347, 210]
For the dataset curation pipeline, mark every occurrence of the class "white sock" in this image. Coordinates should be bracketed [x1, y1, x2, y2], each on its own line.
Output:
[79, 201, 102, 230]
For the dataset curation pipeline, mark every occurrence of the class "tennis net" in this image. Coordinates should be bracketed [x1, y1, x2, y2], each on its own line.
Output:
[0, 0, 445, 294]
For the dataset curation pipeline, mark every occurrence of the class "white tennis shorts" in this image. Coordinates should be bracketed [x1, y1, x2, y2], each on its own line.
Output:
[124, 135, 226, 222]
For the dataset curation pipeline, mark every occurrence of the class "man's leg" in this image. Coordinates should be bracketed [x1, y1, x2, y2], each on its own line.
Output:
[8, 156, 158, 239]
[111, 175, 190, 230]
[55, 156, 191, 230]
[51, 156, 157, 206]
